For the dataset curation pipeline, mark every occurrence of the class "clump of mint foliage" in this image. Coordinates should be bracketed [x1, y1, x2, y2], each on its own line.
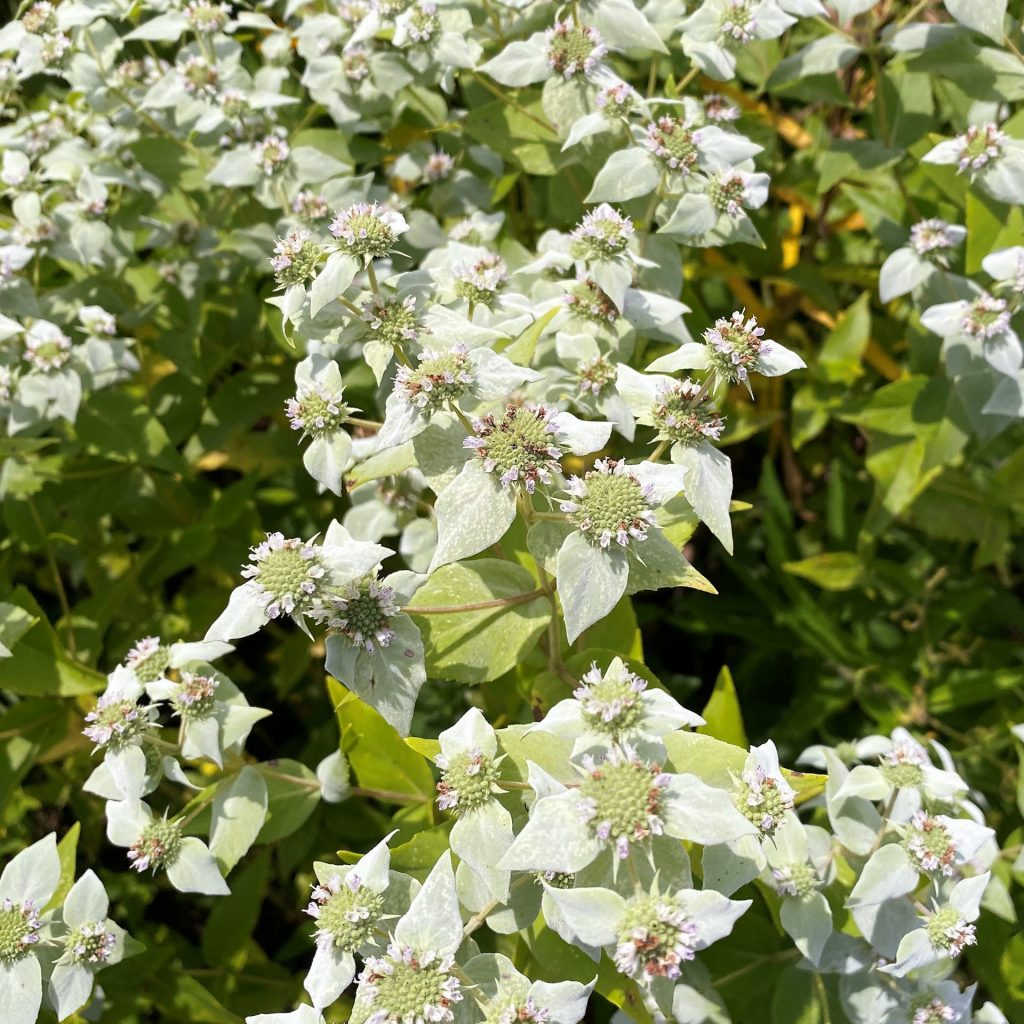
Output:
[1, 0, 1023, 1022]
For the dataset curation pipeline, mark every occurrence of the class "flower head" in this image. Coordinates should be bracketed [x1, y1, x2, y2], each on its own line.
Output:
[293, 190, 330, 221]
[702, 93, 740, 122]
[454, 254, 507, 307]
[734, 761, 794, 836]
[170, 672, 219, 721]
[650, 379, 724, 445]
[708, 172, 751, 218]
[910, 219, 962, 260]
[463, 403, 563, 492]
[703, 310, 772, 384]
[241, 533, 327, 620]
[770, 861, 819, 900]
[563, 276, 618, 324]
[954, 123, 1006, 175]
[560, 458, 656, 549]
[0, 898, 42, 963]
[124, 636, 171, 683]
[573, 660, 647, 731]
[394, 344, 475, 410]
[24, 322, 71, 372]
[879, 736, 928, 789]
[905, 812, 958, 876]
[434, 746, 502, 813]
[959, 293, 1011, 340]
[576, 354, 617, 396]
[330, 202, 408, 261]
[644, 117, 699, 174]
[184, 0, 230, 33]
[424, 151, 454, 182]
[912, 998, 957, 1024]
[61, 922, 117, 965]
[545, 21, 607, 79]
[361, 295, 424, 347]
[575, 747, 669, 859]
[596, 82, 636, 115]
[286, 380, 351, 437]
[305, 871, 385, 952]
[271, 230, 323, 288]
[926, 905, 976, 958]
[255, 134, 290, 176]
[180, 55, 219, 96]
[570, 204, 634, 261]
[78, 305, 116, 336]
[359, 942, 463, 1024]
[614, 891, 699, 980]
[719, 0, 757, 42]
[82, 690, 154, 751]
[128, 816, 182, 873]
[325, 575, 399, 653]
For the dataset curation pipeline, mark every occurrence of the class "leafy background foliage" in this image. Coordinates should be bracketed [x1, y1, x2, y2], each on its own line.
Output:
[2, 0, 1024, 1021]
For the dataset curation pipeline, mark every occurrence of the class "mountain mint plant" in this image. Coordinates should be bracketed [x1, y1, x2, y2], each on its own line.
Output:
[0, 0, 1021, 1022]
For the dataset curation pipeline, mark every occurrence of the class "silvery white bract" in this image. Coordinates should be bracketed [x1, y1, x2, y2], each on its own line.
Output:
[878, 220, 966, 302]
[879, 872, 989, 977]
[832, 727, 968, 808]
[463, 953, 593, 1024]
[205, 521, 390, 642]
[349, 852, 464, 1024]
[552, 333, 636, 440]
[376, 343, 542, 450]
[657, 169, 771, 246]
[760, 817, 835, 966]
[247, 1009, 326, 1024]
[922, 123, 1024, 205]
[286, 355, 355, 496]
[480, 22, 611, 88]
[921, 291, 1023, 379]
[552, 458, 693, 642]
[149, 664, 271, 768]
[846, 812, 994, 907]
[615, 365, 735, 551]
[342, 470, 437, 576]
[429, 406, 612, 572]
[0, 833, 60, 1024]
[531, 656, 705, 757]
[104, 799, 230, 896]
[680, 0, 797, 81]
[118, 635, 234, 692]
[543, 878, 750, 986]
[49, 870, 127, 1022]
[2, 317, 137, 433]
[499, 744, 755, 874]
[324, 566, 427, 735]
[433, 708, 512, 901]
[303, 832, 397, 1011]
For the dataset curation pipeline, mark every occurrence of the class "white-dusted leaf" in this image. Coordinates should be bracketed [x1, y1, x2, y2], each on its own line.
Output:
[586, 148, 660, 203]
[210, 766, 269, 873]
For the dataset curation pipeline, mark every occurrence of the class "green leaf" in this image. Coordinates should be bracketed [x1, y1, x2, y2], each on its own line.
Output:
[330, 681, 435, 799]
[210, 766, 269, 873]
[782, 553, 864, 591]
[698, 666, 748, 748]
[817, 293, 870, 385]
[44, 823, 80, 913]
[254, 759, 320, 845]
[0, 588, 105, 696]
[407, 559, 551, 684]
[76, 390, 186, 473]
[202, 851, 270, 968]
